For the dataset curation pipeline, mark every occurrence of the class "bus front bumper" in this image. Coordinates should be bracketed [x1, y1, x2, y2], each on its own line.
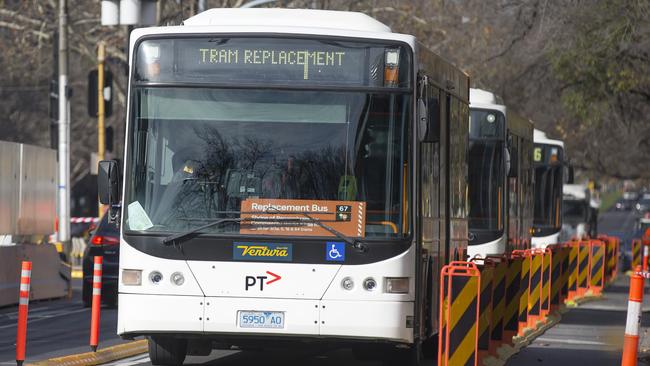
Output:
[117, 293, 414, 344]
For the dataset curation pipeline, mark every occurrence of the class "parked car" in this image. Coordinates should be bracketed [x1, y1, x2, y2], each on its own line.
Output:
[82, 214, 120, 307]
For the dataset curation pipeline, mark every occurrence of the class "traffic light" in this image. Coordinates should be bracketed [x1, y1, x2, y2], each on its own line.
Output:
[87, 69, 113, 117]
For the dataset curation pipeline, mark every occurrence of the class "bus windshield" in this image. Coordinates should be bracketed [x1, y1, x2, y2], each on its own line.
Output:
[124, 87, 411, 239]
[468, 109, 505, 242]
[563, 200, 586, 222]
[533, 160, 563, 232]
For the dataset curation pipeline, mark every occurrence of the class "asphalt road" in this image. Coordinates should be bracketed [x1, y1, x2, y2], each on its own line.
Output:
[0, 207, 643, 366]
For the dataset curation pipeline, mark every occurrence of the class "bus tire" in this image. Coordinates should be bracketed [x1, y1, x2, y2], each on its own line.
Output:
[148, 336, 187, 366]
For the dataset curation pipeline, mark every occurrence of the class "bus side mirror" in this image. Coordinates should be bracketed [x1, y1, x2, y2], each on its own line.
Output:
[507, 147, 518, 178]
[98, 160, 120, 206]
[418, 97, 440, 143]
[567, 165, 575, 184]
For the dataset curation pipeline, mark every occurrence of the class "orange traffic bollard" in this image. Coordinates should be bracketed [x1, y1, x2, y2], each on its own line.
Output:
[16, 261, 32, 366]
[90, 256, 103, 352]
[621, 272, 644, 366]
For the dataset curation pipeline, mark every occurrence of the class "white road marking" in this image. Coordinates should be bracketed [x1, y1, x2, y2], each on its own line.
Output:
[101, 354, 150, 366]
[533, 337, 608, 346]
[0, 308, 88, 329]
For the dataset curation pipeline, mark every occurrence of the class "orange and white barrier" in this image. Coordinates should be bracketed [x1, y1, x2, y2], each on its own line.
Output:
[621, 272, 643, 366]
[90, 256, 102, 352]
[16, 261, 32, 366]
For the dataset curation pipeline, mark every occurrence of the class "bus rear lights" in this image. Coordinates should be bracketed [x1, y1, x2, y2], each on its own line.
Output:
[149, 271, 163, 285]
[383, 49, 400, 87]
[341, 277, 354, 290]
[385, 277, 409, 294]
[170, 272, 185, 286]
[122, 269, 142, 286]
[363, 277, 377, 291]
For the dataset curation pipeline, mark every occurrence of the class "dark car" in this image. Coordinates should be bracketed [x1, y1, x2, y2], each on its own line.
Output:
[616, 195, 637, 211]
[82, 214, 120, 307]
[635, 194, 650, 213]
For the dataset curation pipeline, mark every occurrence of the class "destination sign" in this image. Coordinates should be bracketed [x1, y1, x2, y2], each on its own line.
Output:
[135, 37, 411, 87]
[534, 144, 562, 165]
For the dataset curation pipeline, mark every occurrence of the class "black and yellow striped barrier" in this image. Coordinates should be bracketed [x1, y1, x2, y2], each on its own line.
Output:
[559, 244, 570, 303]
[632, 239, 642, 270]
[503, 253, 523, 341]
[527, 249, 543, 328]
[471, 258, 495, 363]
[487, 255, 508, 353]
[599, 235, 615, 284]
[540, 248, 552, 320]
[577, 241, 590, 297]
[549, 245, 563, 311]
[589, 239, 606, 295]
[567, 241, 579, 301]
[438, 261, 480, 366]
[511, 250, 530, 336]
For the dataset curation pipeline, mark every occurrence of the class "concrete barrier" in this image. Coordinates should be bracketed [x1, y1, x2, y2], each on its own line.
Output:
[0, 243, 70, 307]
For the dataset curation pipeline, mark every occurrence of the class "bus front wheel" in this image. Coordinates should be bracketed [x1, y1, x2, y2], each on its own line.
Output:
[148, 336, 187, 366]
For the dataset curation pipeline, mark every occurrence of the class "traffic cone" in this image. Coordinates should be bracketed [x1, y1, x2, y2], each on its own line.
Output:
[621, 272, 644, 366]
[16, 261, 32, 366]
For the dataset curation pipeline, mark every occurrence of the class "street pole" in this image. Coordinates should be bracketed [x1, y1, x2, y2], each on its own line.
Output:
[57, 0, 71, 298]
[97, 41, 106, 216]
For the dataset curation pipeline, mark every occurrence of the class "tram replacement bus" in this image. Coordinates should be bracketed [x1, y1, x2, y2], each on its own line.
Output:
[467, 89, 533, 259]
[97, 8, 470, 365]
[531, 129, 565, 248]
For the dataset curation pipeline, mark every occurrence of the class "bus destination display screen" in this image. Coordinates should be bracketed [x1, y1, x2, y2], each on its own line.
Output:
[135, 37, 411, 88]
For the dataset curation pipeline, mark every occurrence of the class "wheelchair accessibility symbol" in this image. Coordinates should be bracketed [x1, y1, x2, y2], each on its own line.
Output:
[326, 242, 345, 262]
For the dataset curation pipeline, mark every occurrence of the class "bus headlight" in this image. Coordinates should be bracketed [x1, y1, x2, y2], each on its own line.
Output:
[341, 277, 354, 290]
[363, 277, 377, 291]
[122, 269, 142, 286]
[385, 277, 409, 294]
[170, 272, 185, 286]
[149, 271, 163, 285]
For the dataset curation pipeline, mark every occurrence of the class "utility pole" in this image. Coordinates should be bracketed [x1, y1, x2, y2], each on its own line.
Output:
[57, 0, 71, 266]
[97, 41, 106, 216]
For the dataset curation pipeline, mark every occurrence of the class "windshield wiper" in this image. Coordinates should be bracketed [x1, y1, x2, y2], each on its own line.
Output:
[162, 217, 243, 246]
[266, 208, 369, 252]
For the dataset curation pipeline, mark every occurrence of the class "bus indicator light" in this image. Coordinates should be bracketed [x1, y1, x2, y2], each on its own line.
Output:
[385, 277, 409, 294]
[122, 269, 142, 286]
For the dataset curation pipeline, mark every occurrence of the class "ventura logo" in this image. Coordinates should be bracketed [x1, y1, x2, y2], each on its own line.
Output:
[233, 242, 293, 262]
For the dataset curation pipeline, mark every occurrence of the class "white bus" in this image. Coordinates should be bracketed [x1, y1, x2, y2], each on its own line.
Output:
[467, 89, 533, 259]
[531, 129, 565, 248]
[98, 8, 470, 366]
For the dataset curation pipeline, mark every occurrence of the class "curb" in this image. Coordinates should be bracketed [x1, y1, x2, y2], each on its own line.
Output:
[26, 340, 147, 366]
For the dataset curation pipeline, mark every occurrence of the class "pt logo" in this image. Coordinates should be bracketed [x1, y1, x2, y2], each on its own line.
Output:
[245, 271, 282, 291]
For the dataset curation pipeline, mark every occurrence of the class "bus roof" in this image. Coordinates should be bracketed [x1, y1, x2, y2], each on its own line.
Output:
[129, 8, 416, 59]
[469, 88, 505, 114]
[469, 88, 533, 137]
[534, 128, 564, 148]
[183, 8, 392, 33]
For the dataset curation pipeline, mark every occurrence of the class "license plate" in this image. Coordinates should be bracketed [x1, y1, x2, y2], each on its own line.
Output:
[238, 311, 285, 329]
